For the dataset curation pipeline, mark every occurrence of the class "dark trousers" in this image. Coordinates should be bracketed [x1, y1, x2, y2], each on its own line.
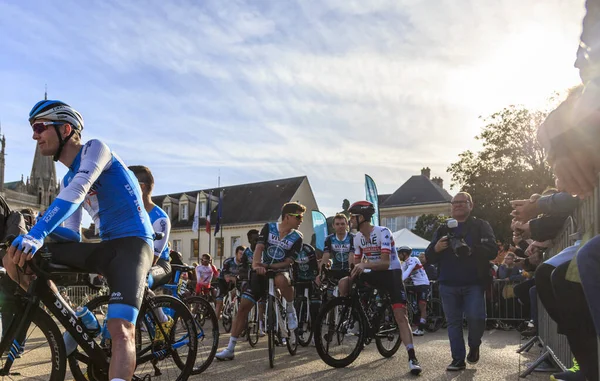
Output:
[536, 262, 598, 381]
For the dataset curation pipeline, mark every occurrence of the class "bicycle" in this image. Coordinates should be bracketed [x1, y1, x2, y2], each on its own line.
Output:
[0, 238, 198, 381]
[221, 279, 243, 333]
[156, 263, 219, 375]
[313, 269, 402, 368]
[265, 270, 297, 368]
[405, 284, 445, 333]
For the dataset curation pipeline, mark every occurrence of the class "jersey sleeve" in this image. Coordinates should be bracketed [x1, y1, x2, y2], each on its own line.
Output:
[257, 223, 270, 245]
[222, 259, 232, 275]
[323, 235, 332, 255]
[307, 245, 319, 275]
[152, 216, 171, 257]
[353, 233, 362, 259]
[402, 258, 418, 281]
[28, 140, 112, 242]
[380, 228, 392, 255]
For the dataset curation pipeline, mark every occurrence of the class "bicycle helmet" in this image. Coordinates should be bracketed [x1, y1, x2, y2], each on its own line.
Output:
[397, 246, 412, 257]
[29, 100, 84, 162]
[348, 201, 375, 229]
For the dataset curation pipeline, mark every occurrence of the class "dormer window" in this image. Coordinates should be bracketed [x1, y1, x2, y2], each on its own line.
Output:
[165, 205, 172, 219]
[180, 204, 189, 220]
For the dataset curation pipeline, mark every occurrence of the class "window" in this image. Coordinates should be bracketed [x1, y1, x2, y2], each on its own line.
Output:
[180, 204, 189, 220]
[191, 239, 199, 258]
[216, 238, 224, 257]
[165, 205, 172, 219]
[201, 202, 207, 217]
[384, 217, 398, 232]
[407, 216, 418, 230]
[231, 236, 241, 257]
[172, 239, 182, 252]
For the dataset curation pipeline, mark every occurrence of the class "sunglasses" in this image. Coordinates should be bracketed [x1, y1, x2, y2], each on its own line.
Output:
[31, 121, 65, 134]
[288, 213, 304, 221]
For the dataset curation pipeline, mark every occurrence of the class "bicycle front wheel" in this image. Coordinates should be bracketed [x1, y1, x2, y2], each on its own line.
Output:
[314, 297, 364, 368]
[246, 303, 260, 347]
[2, 306, 67, 381]
[185, 296, 219, 375]
[425, 298, 445, 332]
[296, 297, 313, 347]
[267, 294, 276, 368]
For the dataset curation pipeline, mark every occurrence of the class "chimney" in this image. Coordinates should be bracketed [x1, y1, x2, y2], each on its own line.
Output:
[420, 167, 431, 179]
[431, 176, 444, 188]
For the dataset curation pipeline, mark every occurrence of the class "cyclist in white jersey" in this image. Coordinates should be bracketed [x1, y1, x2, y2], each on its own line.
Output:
[3, 100, 154, 381]
[398, 246, 431, 336]
[339, 201, 422, 375]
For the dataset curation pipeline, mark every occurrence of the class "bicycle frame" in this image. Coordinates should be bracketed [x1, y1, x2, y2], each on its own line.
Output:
[0, 269, 109, 376]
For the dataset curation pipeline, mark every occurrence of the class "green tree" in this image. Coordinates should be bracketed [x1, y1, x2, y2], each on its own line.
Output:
[412, 214, 448, 241]
[447, 105, 555, 241]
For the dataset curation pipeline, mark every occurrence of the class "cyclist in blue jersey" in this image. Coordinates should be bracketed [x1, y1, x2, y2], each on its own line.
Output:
[215, 245, 248, 319]
[319, 213, 354, 284]
[242, 229, 259, 268]
[216, 202, 305, 360]
[129, 165, 174, 341]
[3, 100, 154, 381]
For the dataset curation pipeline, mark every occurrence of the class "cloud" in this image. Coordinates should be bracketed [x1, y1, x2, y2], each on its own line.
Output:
[0, 0, 586, 218]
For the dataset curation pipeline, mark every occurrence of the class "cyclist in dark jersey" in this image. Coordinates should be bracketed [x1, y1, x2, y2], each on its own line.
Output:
[216, 202, 305, 361]
[320, 213, 354, 283]
[4, 100, 154, 381]
[293, 243, 320, 338]
[215, 245, 247, 319]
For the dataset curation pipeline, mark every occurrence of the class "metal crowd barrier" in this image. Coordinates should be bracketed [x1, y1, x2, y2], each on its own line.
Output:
[518, 177, 600, 378]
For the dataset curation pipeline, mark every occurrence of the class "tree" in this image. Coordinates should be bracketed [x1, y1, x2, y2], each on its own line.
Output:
[447, 105, 555, 241]
[412, 214, 448, 241]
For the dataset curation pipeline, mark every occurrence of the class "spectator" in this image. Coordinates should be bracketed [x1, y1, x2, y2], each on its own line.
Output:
[426, 192, 498, 371]
[497, 253, 524, 281]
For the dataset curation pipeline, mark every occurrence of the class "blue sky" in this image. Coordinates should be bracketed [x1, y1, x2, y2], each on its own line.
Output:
[0, 0, 585, 217]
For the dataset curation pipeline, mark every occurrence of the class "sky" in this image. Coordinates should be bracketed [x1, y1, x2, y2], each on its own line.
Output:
[0, 0, 586, 218]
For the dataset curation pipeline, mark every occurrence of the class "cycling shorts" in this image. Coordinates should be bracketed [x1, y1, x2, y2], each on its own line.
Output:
[216, 278, 235, 301]
[242, 270, 290, 304]
[47, 236, 153, 324]
[147, 258, 172, 290]
[360, 269, 407, 309]
[414, 284, 430, 303]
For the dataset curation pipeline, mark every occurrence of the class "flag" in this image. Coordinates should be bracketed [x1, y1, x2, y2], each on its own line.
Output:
[214, 190, 223, 236]
[365, 174, 379, 226]
[205, 192, 212, 234]
[311, 210, 328, 251]
[192, 192, 201, 233]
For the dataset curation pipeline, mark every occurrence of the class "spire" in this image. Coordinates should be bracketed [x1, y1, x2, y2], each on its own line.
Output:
[45, 84, 47, 100]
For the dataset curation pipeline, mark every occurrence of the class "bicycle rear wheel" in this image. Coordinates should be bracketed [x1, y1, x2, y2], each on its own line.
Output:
[314, 297, 364, 368]
[1, 306, 67, 381]
[185, 296, 219, 375]
[375, 303, 401, 358]
[246, 303, 260, 347]
[425, 298, 445, 332]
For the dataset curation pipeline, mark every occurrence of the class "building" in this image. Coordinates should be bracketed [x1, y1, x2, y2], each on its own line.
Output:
[152, 176, 318, 266]
[0, 130, 59, 214]
[379, 167, 452, 232]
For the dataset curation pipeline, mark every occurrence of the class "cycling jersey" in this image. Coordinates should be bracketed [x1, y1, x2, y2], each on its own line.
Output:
[401, 256, 430, 286]
[148, 205, 170, 261]
[196, 264, 218, 284]
[44, 140, 153, 246]
[258, 222, 303, 265]
[323, 232, 354, 271]
[294, 244, 318, 281]
[219, 257, 246, 279]
[353, 226, 401, 270]
[243, 247, 254, 263]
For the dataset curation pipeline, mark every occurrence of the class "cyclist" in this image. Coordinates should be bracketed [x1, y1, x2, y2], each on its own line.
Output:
[3, 100, 154, 381]
[242, 228, 266, 335]
[195, 253, 218, 296]
[320, 213, 354, 283]
[293, 243, 320, 342]
[339, 201, 422, 375]
[215, 202, 305, 361]
[129, 165, 174, 341]
[215, 245, 248, 319]
[397, 246, 430, 336]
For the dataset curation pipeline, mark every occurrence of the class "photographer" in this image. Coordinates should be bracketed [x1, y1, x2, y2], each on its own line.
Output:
[425, 192, 498, 371]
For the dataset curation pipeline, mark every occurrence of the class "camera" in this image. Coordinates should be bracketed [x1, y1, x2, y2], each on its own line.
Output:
[446, 219, 471, 257]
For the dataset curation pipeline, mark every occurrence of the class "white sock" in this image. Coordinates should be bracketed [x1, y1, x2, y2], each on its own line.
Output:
[259, 321, 264, 330]
[155, 308, 169, 324]
[227, 336, 238, 351]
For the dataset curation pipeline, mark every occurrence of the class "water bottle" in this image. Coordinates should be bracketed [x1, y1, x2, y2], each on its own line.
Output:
[101, 320, 111, 349]
[63, 307, 100, 356]
[177, 277, 188, 297]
